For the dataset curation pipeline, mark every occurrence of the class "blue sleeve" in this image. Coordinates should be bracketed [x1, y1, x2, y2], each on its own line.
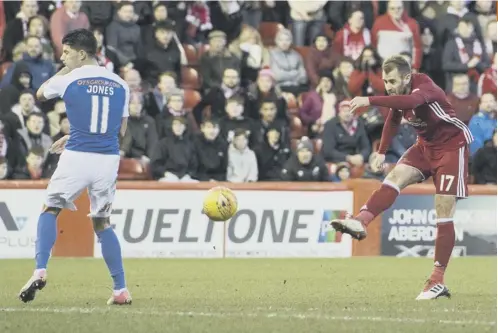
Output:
[0, 66, 14, 88]
[468, 118, 484, 155]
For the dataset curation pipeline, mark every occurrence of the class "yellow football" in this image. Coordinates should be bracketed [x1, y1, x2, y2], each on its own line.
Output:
[202, 186, 238, 222]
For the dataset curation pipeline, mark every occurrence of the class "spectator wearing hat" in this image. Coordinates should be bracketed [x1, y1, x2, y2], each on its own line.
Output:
[371, 0, 422, 71]
[151, 116, 198, 183]
[226, 128, 258, 183]
[246, 68, 288, 122]
[142, 20, 185, 85]
[50, 0, 90, 59]
[255, 124, 290, 181]
[348, 46, 384, 97]
[306, 34, 342, 88]
[288, 0, 327, 46]
[322, 100, 371, 166]
[199, 30, 241, 94]
[299, 71, 337, 138]
[332, 10, 371, 62]
[194, 119, 228, 182]
[193, 68, 247, 125]
[105, 1, 142, 66]
[280, 137, 329, 181]
[269, 28, 308, 96]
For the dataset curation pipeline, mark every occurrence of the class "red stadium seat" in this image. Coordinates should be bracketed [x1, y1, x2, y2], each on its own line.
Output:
[258, 22, 284, 47]
[290, 115, 305, 139]
[282, 92, 298, 116]
[182, 44, 198, 66]
[183, 89, 201, 111]
[118, 158, 151, 180]
[294, 46, 310, 61]
[180, 67, 200, 90]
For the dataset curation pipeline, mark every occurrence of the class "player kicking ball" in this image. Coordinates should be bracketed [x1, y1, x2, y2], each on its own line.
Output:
[331, 55, 473, 300]
[19, 29, 131, 305]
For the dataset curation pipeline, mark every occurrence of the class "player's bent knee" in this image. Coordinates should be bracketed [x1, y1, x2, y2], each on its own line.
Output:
[434, 194, 457, 219]
[92, 217, 111, 232]
[384, 164, 423, 190]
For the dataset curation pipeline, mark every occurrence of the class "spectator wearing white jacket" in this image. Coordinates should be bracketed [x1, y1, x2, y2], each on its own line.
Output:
[226, 128, 258, 183]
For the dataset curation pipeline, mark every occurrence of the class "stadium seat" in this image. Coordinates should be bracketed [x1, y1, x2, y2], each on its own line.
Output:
[313, 138, 323, 154]
[282, 92, 298, 116]
[118, 158, 151, 180]
[180, 66, 200, 90]
[289, 115, 305, 139]
[183, 89, 201, 111]
[258, 22, 284, 47]
[182, 44, 198, 66]
[294, 46, 311, 61]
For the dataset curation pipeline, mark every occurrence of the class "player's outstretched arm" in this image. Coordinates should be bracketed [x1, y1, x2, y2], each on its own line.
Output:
[368, 91, 426, 110]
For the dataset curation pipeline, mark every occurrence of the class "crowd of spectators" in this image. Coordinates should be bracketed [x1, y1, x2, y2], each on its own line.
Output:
[0, 0, 495, 184]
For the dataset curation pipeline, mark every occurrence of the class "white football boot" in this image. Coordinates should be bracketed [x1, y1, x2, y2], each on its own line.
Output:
[330, 217, 367, 240]
[415, 280, 451, 300]
[19, 270, 47, 303]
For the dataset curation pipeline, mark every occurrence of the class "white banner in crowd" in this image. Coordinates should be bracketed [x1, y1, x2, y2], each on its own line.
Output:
[94, 190, 354, 258]
[0, 190, 44, 259]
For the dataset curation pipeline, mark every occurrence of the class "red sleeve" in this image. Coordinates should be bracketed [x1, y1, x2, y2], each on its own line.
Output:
[368, 85, 435, 109]
[410, 20, 422, 70]
[305, 52, 320, 87]
[348, 70, 368, 96]
[378, 109, 402, 154]
[332, 30, 344, 55]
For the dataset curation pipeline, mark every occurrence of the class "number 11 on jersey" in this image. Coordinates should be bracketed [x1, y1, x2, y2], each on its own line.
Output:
[90, 95, 110, 134]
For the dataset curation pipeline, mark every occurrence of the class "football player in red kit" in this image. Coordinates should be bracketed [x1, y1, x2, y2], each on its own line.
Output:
[330, 55, 473, 300]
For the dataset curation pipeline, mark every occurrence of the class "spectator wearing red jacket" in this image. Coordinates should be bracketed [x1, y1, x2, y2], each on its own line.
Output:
[348, 46, 384, 97]
[371, 0, 422, 70]
[333, 10, 371, 61]
[305, 34, 341, 88]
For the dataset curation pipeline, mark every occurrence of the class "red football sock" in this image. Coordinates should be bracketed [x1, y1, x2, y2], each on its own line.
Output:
[355, 183, 400, 226]
[430, 222, 455, 283]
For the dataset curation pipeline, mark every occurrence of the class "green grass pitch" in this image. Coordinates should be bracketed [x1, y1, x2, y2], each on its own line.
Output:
[0, 257, 496, 333]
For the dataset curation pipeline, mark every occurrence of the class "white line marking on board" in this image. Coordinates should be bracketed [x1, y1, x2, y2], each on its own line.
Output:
[0, 307, 495, 326]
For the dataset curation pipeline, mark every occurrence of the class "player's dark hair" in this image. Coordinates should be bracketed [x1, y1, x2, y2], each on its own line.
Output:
[382, 55, 411, 76]
[28, 145, 45, 157]
[61, 29, 97, 57]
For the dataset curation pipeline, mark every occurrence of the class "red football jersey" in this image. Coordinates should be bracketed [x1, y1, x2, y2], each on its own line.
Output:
[369, 73, 473, 153]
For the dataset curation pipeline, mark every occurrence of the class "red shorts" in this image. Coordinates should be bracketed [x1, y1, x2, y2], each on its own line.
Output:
[398, 144, 469, 198]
